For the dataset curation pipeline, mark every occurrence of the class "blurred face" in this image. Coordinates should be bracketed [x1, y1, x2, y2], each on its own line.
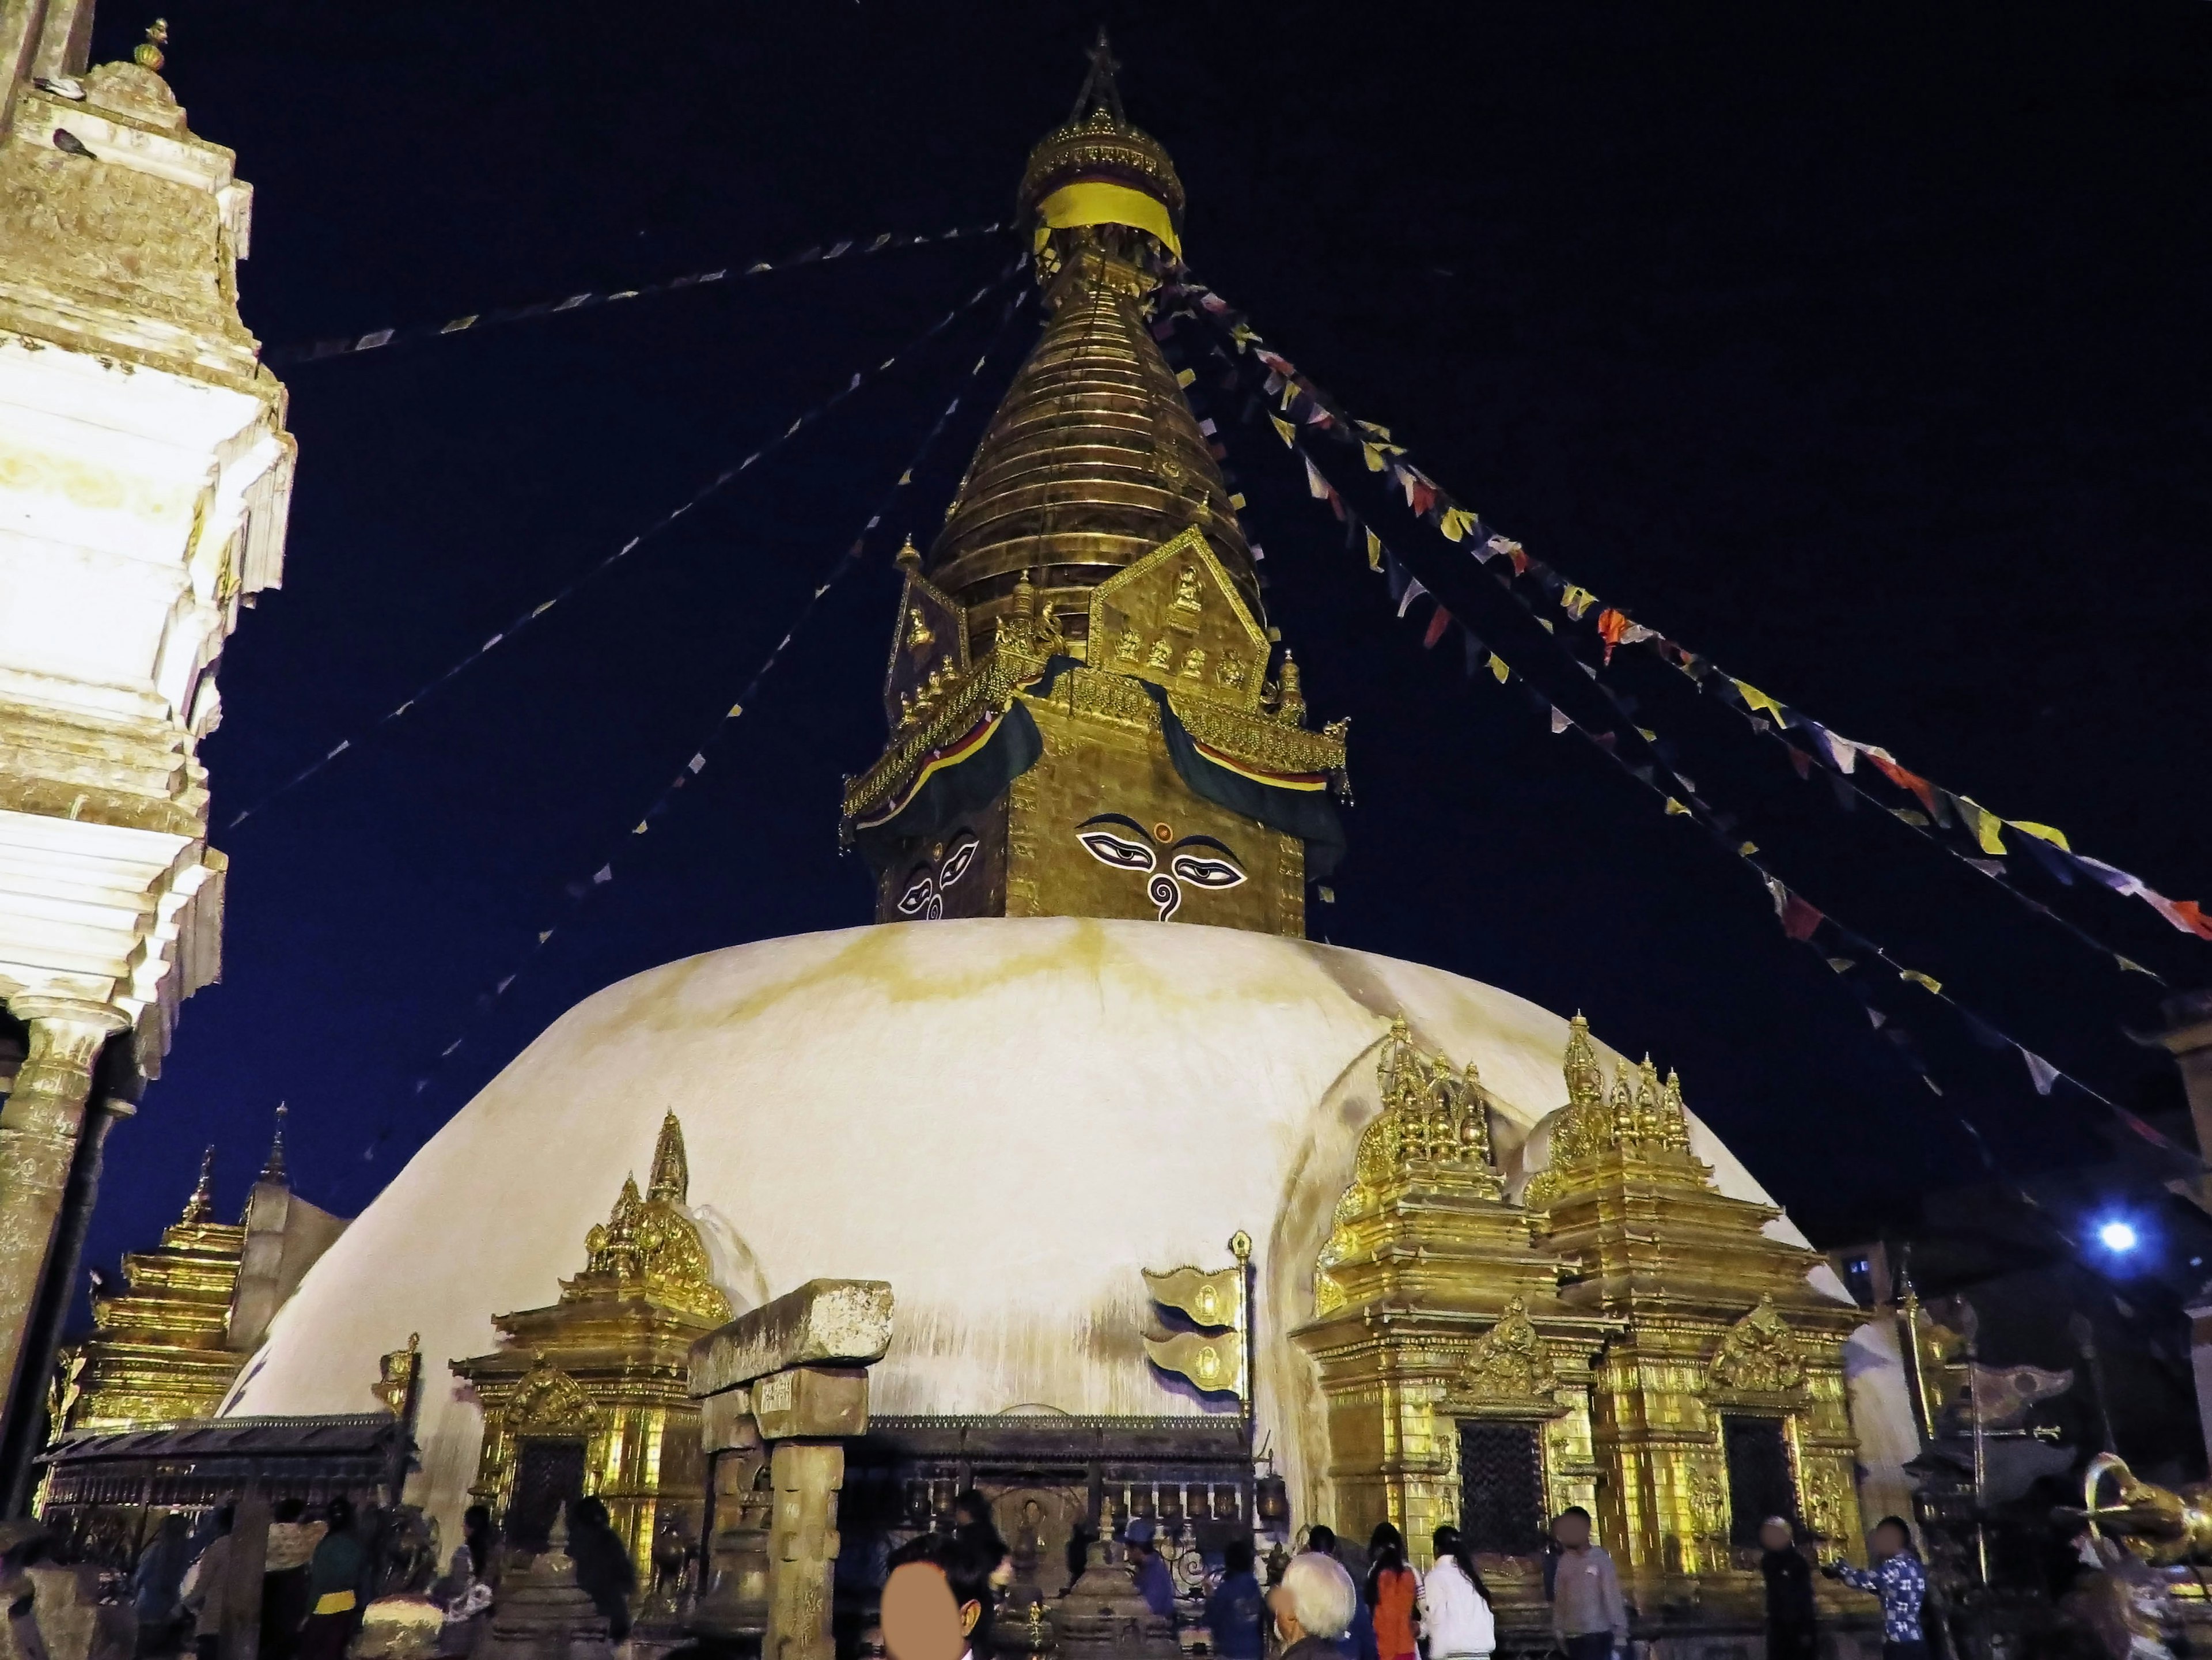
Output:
[1554, 1513, 1590, 1550]
[1267, 1583, 1302, 1644]
[882, 1562, 964, 1660]
[1759, 1521, 1793, 1553]
[1871, 1523, 1908, 1561]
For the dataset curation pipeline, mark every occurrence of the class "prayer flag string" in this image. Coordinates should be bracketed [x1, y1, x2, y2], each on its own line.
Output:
[342, 282, 1039, 1173]
[226, 256, 1028, 833]
[1163, 274, 2211, 963]
[1177, 310, 2198, 1181]
[264, 221, 1009, 367]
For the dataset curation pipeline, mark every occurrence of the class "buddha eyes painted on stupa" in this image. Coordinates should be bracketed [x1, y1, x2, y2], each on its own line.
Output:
[894, 829, 980, 920]
[1075, 814, 1248, 920]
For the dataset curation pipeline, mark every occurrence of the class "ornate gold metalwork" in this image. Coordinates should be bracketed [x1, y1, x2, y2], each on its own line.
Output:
[1524, 1018, 1702, 1208]
[846, 59, 1350, 937]
[1296, 1011, 1873, 1633]
[450, 1112, 726, 1586]
[2082, 1452, 2212, 1567]
[132, 20, 168, 71]
[1707, 1296, 1808, 1396]
[373, 1332, 423, 1416]
[1457, 1296, 1557, 1404]
[58, 1152, 248, 1431]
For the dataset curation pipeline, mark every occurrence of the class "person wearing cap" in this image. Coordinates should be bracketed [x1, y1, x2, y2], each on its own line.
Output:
[1758, 1518, 1816, 1660]
[1124, 1519, 1177, 1624]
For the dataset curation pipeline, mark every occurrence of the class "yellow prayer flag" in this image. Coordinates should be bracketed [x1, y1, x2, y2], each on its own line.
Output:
[1637, 727, 1658, 742]
[1143, 1330, 1247, 1398]
[1487, 654, 1510, 683]
[1366, 528, 1384, 572]
[2009, 820, 2072, 852]
[1900, 969, 1943, 994]
[1559, 585, 1597, 619]
[1176, 367, 1196, 387]
[1664, 798, 1691, 816]
[1270, 414, 1296, 446]
[1955, 796, 2008, 856]
[1362, 443, 1387, 473]
[1732, 679, 1787, 718]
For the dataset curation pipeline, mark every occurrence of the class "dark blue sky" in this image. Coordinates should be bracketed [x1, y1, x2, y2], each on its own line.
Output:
[74, 1, 2212, 1294]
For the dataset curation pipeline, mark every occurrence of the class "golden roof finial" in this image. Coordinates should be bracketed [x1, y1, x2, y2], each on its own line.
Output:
[134, 18, 168, 71]
[895, 534, 922, 574]
[179, 1147, 214, 1224]
[1070, 25, 1126, 126]
[647, 1109, 689, 1204]
[258, 1103, 289, 1186]
[1562, 1013, 1604, 1111]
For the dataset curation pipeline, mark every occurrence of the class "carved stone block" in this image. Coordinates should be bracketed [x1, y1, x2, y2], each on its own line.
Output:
[690, 1280, 892, 1399]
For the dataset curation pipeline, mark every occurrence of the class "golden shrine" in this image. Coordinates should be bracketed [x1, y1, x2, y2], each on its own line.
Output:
[1297, 1017, 1869, 1623]
[55, 1152, 247, 1432]
[449, 1112, 729, 1580]
[55, 1118, 345, 1434]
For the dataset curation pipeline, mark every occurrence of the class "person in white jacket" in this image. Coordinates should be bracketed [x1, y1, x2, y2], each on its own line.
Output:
[1417, 1528, 1495, 1660]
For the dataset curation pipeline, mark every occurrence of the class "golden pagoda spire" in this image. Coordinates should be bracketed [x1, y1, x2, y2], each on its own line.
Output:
[257, 1103, 289, 1186]
[842, 39, 1349, 936]
[647, 1109, 688, 1204]
[179, 1147, 214, 1225]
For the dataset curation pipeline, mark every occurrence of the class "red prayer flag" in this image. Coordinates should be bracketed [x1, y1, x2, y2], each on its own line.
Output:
[1422, 606, 1453, 649]
[1868, 751, 1940, 816]
[1781, 894, 1824, 941]
[1786, 745, 1812, 780]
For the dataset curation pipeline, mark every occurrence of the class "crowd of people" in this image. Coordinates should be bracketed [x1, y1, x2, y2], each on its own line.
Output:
[115, 1483, 1929, 1660]
[115, 1491, 641, 1660]
[879, 1497, 1927, 1660]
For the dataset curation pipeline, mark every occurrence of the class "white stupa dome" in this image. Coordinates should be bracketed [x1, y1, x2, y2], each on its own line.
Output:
[224, 917, 1915, 1534]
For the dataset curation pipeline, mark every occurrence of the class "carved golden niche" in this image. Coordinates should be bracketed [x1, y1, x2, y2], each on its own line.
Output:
[1296, 1014, 1875, 1639]
[450, 1112, 729, 1584]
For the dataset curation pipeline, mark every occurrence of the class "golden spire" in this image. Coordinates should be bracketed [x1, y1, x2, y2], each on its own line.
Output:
[647, 1109, 688, 1204]
[1562, 1014, 1604, 1113]
[133, 18, 168, 71]
[179, 1147, 214, 1224]
[257, 1103, 289, 1185]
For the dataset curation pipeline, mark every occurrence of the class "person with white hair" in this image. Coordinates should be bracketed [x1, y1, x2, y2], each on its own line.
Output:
[1270, 1549, 1359, 1660]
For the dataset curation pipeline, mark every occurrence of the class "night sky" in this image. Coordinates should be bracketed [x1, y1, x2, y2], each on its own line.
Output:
[70, 3, 2212, 1311]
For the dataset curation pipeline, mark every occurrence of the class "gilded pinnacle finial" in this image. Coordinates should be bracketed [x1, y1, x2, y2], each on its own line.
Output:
[647, 1109, 689, 1204]
[1071, 26, 1126, 126]
[180, 1147, 214, 1224]
[134, 18, 168, 71]
[259, 1103, 289, 1185]
[895, 534, 921, 573]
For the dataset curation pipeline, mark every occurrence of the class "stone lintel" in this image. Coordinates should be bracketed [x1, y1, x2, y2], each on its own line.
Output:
[688, 1279, 892, 1398]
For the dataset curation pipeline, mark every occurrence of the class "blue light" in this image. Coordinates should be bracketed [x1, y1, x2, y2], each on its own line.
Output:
[2098, 1220, 2139, 1253]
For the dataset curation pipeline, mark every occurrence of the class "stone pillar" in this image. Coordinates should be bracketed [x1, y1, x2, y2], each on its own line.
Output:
[768, 1440, 843, 1660]
[0, 1092, 129, 1512]
[0, 1000, 126, 1421]
[687, 1281, 892, 1660]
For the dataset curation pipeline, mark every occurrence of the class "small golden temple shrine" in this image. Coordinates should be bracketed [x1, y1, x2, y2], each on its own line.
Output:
[56, 1117, 346, 1434]
[1297, 1017, 1868, 1625]
[450, 1111, 728, 1580]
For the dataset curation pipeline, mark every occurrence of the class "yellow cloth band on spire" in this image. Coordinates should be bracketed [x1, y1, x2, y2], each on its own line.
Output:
[1033, 181, 1181, 256]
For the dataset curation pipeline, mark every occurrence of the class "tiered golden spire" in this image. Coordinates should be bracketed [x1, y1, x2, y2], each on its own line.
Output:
[843, 37, 1347, 933]
[560, 1112, 728, 1325]
[1526, 1015, 1708, 1207]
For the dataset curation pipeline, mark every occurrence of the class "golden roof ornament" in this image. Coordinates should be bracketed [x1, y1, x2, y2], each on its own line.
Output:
[133, 18, 168, 71]
[179, 1147, 214, 1225]
[259, 1103, 289, 1185]
[561, 1113, 728, 1325]
[1526, 1016, 1712, 1208]
[646, 1108, 688, 1204]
